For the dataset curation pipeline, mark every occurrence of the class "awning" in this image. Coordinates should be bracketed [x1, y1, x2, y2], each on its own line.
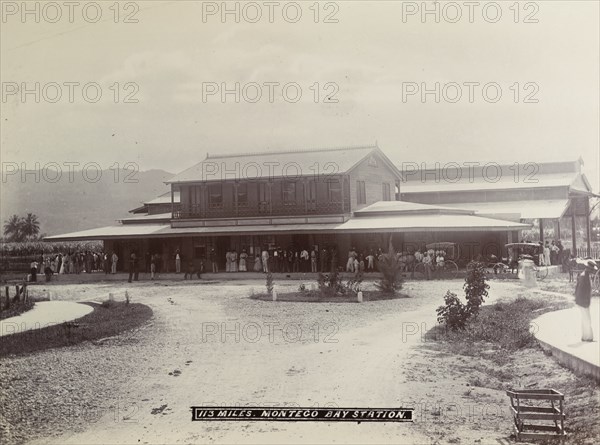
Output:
[44, 222, 341, 241]
[441, 199, 570, 220]
[44, 224, 171, 241]
[336, 214, 529, 233]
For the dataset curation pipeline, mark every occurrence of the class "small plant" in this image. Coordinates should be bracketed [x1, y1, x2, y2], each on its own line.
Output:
[436, 290, 469, 330]
[463, 261, 489, 317]
[101, 299, 115, 308]
[265, 271, 274, 297]
[125, 290, 130, 304]
[374, 237, 404, 295]
[345, 272, 363, 294]
[298, 283, 307, 292]
[317, 269, 346, 297]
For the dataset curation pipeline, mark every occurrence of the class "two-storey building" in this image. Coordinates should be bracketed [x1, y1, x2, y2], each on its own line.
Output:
[46, 145, 534, 272]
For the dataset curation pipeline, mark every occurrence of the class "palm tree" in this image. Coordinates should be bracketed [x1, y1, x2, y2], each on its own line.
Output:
[22, 213, 40, 240]
[3, 214, 24, 242]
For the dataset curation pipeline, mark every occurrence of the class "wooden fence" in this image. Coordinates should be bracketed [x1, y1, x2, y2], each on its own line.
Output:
[0, 282, 30, 313]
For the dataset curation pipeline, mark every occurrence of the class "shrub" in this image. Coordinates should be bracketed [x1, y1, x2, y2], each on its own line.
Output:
[374, 241, 404, 295]
[345, 272, 363, 295]
[436, 291, 469, 330]
[317, 270, 345, 298]
[463, 261, 489, 317]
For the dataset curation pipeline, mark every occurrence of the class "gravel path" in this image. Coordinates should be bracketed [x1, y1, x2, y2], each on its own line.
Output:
[0, 278, 535, 444]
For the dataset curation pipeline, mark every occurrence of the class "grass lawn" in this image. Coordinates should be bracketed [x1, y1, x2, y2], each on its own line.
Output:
[424, 297, 599, 444]
[0, 299, 36, 320]
[249, 290, 410, 302]
[0, 300, 153, 357]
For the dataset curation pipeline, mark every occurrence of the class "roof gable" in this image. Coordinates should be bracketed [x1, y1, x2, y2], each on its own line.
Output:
[166, 144, 394, 184]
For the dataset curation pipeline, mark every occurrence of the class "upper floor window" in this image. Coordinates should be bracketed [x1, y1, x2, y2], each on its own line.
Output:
[328, 179, 341, 202]
[357, 181, 366, 205]
[382, 183, 391, 201]
[209, 183, 222, 208]
[368, 156, 378, 167]
[236, 183, 248, 206]
[283, 181, 296, 204]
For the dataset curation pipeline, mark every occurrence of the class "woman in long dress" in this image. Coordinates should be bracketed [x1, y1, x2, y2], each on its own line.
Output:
[254, 255, 262, 272]
[239, 250, 248, 272]
[230, 250, 238, 272]
[225, 250, 231, 272]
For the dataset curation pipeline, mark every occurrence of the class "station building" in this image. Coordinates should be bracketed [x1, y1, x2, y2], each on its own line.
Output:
[46, 145, 595, 272]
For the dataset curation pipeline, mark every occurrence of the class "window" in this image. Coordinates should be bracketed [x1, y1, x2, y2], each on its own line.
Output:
[208, 183, 222, 208]
[236, 183, 248, 206]
[282, 181, 296, 204]
[382, 183, 391, 201]
[328, 179, 341, 202]
[357, 180, 366, 205]
[368, 156, 378, 167]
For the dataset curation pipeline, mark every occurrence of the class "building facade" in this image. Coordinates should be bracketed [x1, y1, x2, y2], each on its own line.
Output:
[45, 145, 596, 272]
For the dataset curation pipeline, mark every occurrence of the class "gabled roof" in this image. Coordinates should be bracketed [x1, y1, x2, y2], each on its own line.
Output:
[354, 200, 475, 216]
[145, 190, 180, 205]
[400, 172, 592, 194]
[166, 144, 402, 184]
[129, 191, 180, 214]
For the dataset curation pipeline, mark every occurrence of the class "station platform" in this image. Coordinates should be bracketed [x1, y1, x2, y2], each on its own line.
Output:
[532, 298, 600, 381]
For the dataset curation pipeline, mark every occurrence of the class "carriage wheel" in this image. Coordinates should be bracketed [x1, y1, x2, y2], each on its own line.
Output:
[592, 270, 600, 294]
[492, 262, 508, 275]
[536, 265, 549, 281]
[441, 261, 459, 279]
[413, 262, 426, 280]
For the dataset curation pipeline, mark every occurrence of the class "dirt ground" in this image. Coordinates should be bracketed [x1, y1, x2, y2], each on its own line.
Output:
[0, 276, 596, 445]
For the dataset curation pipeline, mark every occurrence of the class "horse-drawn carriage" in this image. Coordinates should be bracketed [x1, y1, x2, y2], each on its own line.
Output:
[412, 242, 460, 280]
[468, 242, 548, 280]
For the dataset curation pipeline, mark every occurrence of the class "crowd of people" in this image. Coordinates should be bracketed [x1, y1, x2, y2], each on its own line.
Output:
[28, 251, 119, 282]
[217, 245, 414, 275]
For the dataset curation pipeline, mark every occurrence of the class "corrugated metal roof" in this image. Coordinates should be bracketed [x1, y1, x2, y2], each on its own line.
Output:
[45, 212, 528, 241]
[440, 199, 570, 220]
[355, 200, 474, 216]
[337, 214, 529, 232]
[144, 191, 180, 205]
[120, 213, 172, 223]
[166, 145, 395, 183]
[400, 172, 586, 194]
[45, 224, 170, 241]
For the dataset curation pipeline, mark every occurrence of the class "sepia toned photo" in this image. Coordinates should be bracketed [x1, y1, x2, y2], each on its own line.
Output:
[1, 1, 599, 444]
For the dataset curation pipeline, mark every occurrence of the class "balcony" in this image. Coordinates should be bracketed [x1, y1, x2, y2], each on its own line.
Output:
[173, 199, 350, 220]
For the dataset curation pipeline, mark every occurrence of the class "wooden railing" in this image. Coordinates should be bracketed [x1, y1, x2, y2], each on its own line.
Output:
[173, 201, 348, 219]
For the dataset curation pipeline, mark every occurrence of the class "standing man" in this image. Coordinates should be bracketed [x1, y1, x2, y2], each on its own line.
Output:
[128, 251, 139, 283]
[175, 249, 181, 274]
[574, 259, 597, 341]
[320, 247, 328, 273]
[209, 248, 218, 273]
[301, 247, 309, 272]
[103, 252, 110, 274]
[311, 248, 318, 273]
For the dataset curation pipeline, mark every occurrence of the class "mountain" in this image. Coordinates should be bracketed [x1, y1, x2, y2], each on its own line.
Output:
[1, 168, 173, 236]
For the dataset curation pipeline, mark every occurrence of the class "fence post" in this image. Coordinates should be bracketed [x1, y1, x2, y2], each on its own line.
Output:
[5, 286, 9, 310]
[23, 283, 28, 304]
[15, 284, 20, 304]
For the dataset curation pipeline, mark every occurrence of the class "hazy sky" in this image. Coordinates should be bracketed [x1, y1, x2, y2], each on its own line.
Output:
[1, 0, 599, 189]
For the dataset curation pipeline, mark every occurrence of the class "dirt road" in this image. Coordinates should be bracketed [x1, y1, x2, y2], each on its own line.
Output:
[3, 278, 527, 444]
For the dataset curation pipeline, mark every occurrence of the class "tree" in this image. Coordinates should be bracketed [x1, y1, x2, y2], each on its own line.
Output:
[3, 214, 24, 242]
[22, 213, 40, 240]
